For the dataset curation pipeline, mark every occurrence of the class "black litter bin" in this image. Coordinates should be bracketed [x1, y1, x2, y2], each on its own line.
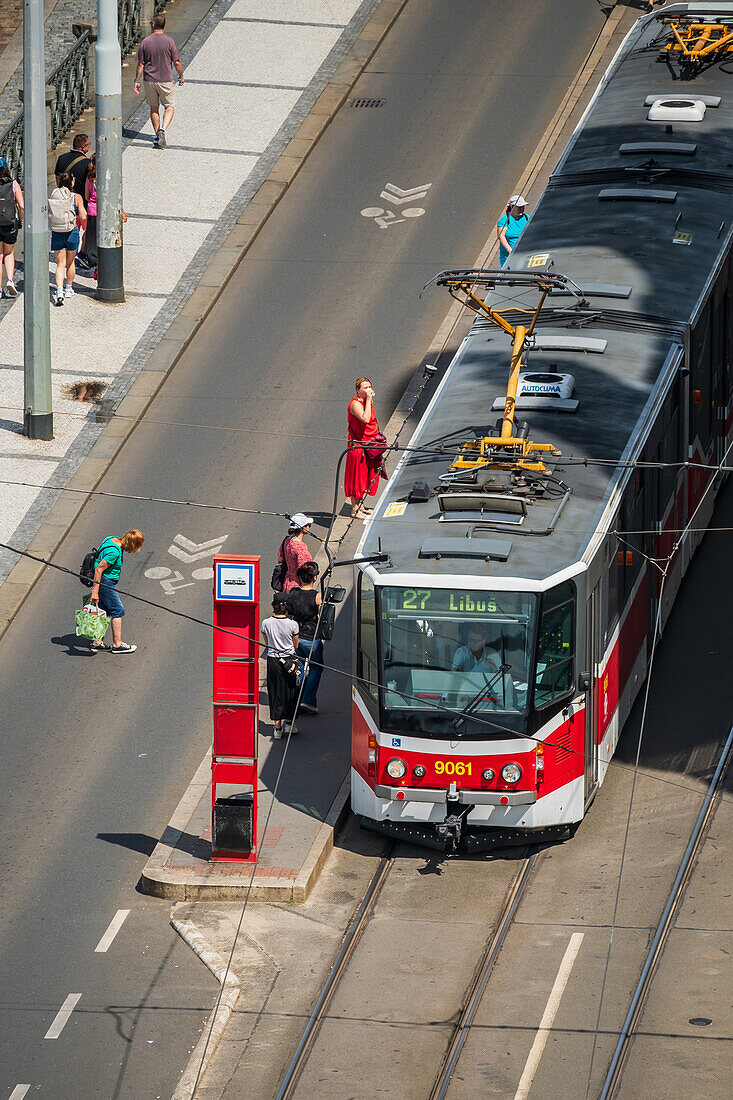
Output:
[212, 792, 254, 855]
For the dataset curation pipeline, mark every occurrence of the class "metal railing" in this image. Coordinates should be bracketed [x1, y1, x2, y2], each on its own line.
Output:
[118, 0, 143, 57]
[48, 27, 93, 149]
[0, 109, 24, 181]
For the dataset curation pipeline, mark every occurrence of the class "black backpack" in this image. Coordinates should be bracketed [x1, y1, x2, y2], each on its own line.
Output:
[80, 546, 99, 587]
[0, 179, 16, 228]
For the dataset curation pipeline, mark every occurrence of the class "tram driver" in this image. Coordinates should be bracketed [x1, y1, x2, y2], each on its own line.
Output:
[451, 625, 515, 708]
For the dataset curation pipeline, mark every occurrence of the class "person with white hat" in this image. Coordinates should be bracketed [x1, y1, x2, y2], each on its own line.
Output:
[496, 195, 529, 267]
[277, 513, 314, 592]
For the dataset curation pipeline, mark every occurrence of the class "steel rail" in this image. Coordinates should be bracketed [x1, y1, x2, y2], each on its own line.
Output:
[275, 842, 397, 1100]
[599, 721, 733, 1100]
[429, 853, 537, 1100]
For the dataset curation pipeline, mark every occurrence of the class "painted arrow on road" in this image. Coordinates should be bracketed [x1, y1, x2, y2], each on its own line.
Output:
[380, 182, 432, 205]
[167, 533, 228, 563]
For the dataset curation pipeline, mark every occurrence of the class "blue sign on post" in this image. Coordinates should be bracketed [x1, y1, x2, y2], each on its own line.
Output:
[215, 561, 256, 601]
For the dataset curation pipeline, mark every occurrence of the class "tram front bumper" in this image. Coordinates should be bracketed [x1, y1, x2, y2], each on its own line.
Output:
[374, 783, 537, 807]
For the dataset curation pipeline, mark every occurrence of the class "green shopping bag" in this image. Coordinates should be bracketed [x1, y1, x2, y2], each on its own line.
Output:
[75, 603, 110, 642]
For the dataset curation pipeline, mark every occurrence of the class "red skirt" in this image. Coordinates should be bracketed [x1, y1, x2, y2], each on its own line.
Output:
[344, 446, 381, 498]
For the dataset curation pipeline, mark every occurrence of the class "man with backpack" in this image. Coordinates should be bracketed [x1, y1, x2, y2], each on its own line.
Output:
[83, 530, 145, 653]
[54, 134, 93, 269]
[0, 155, 23, 298]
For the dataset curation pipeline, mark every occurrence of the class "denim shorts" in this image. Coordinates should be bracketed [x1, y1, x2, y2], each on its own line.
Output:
[98, 578, 125, 618]
[51, 226, 80, 253]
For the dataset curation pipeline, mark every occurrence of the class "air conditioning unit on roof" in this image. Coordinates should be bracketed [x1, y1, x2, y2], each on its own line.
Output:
[647, 97, 706, 122]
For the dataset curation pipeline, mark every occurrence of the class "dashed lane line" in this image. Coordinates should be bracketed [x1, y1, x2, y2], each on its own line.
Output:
[44, 993, 82, 1040]
[95, 909, 131, 953]
[9, 1087, 30, 1099]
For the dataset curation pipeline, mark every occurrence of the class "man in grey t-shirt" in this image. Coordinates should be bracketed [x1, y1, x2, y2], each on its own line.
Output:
[134, 14, 184, 148]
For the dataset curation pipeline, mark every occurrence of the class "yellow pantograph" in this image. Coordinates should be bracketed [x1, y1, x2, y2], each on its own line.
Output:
[432, 270, 564, 473]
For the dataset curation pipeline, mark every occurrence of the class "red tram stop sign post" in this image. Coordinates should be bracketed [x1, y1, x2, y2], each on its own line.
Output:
[211, 555, 260, 862]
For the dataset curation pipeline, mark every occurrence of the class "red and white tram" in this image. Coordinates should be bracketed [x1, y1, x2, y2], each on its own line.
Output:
[350, 5, 733, 850]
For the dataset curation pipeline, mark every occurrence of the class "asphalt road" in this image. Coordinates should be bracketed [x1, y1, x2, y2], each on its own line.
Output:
[0, 1, 607, 1095]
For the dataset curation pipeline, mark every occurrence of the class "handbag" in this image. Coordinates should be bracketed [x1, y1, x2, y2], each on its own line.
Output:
[270, 538, 288, 592]
[364, 431, 388, 462]
[279, 654, 302, 683]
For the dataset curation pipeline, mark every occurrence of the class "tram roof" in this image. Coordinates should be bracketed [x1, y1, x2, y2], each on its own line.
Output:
[359, 6, 733, 587]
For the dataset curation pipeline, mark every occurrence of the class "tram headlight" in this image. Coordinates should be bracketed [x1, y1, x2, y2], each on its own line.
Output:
[501, 763, 522, 784]
[482, 768, 495, 782]
[413, 765, 426, 779]
[386, 757, 407, 780]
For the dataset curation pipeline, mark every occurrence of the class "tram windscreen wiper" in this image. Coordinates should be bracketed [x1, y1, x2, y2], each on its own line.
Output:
[450, 664, 511, 731]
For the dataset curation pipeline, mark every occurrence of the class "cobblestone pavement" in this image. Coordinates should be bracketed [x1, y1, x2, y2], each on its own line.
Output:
[0, 0, 94, 131]
[0, 0, 23, 60]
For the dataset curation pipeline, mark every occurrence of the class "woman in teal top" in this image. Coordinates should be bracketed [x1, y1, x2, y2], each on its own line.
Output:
[90, 529, 145, 653]
[496, 195, 529, 266]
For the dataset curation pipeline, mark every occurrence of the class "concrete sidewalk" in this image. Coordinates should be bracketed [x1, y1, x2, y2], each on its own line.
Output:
[0, 0, 405, 610]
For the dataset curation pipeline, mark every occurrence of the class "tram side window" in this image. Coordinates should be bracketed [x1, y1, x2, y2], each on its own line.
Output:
[358, 575, 379, 702]
[534, 582, 575, 709]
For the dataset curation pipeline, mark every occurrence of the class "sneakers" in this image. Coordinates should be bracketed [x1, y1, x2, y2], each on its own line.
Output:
[300, 703, 318, 715]
[158, 126, 167, 148]
[4, 280, 18, 298]
[54, 287, 64, 306]
[75, 254, 91, 271]
[109, 642, 137, 654]
[273, 724, 283, 740]
[283, 721, 298, 736]
[64, 284, 75, 298]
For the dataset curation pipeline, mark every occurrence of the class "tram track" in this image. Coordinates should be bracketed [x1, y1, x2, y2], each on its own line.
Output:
[275, 841, 539, 1100]
[598, 721, 733, 1100]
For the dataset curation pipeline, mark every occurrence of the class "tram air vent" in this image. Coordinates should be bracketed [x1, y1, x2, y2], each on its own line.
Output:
[647, 97, 707, 122]
[350, 98, 385, 108]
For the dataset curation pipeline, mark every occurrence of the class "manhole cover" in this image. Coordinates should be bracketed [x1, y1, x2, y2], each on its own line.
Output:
[350, 98, 385, 108]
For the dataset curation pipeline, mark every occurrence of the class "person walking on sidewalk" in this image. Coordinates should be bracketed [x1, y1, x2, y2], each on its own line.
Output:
[89, 529, 145, 653]
[54, 134, 92, 269]
[134, 14, 184, 148]
[262, 594, 300, 738]
[345, 377, 386, 518]
[288, 561, 324, 716]
[0, 156, 23, 298]
[49, 172, 86, 306]
[277, 513, 314, 593]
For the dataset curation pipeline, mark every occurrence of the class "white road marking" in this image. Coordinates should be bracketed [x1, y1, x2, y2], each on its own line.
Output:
[168, 533, 228, 563]
[44, 993, 82, 1039]
[95, 909, 130, 953]
[144, 566, 171, 580]
[159, 570, 196, 595]
[10, 1087, 31, 1099]
[380, 181, 432, 204]
[191, 565, 215, 580]
[513, 932, 584, 1100]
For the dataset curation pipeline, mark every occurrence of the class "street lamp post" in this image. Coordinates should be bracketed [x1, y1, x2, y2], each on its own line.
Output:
[22, 0, 53, 440]
[95, 0, 124, 302]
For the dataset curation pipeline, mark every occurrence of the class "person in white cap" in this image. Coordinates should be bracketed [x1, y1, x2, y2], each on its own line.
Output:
[277, 513, 314, 592]
[496, 195, 529, 267]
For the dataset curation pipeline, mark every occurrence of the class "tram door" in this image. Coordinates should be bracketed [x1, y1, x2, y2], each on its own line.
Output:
[584, 587, 600, 804]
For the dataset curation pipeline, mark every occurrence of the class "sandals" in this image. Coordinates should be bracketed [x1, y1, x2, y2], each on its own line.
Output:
[351, 505, 372, 519]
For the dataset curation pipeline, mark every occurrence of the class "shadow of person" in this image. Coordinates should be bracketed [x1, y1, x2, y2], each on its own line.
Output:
[51, 632, 98, 655]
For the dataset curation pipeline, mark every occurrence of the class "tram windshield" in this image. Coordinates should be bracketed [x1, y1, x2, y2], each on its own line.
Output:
[378, 586, 537, 718]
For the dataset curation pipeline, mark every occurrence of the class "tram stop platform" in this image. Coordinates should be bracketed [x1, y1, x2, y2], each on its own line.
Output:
[140, 515, 356, 902]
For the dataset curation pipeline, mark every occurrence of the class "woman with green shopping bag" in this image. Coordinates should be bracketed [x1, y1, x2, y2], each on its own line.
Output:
[89, 529, 145, 653]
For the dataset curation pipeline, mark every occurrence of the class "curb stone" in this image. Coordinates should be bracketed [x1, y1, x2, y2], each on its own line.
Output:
[169, 916, 241, 1100]
[0, 0, 411, 642]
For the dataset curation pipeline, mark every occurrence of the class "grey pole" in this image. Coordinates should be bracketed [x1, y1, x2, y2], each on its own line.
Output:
[95, 0, 124, 302]
[22, 0, 53, 440]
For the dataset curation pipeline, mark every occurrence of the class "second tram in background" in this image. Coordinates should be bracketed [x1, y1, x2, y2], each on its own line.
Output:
[350, 4, 733, 851]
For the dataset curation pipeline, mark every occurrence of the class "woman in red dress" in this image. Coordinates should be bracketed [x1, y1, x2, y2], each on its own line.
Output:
[344, 377, 384, 518]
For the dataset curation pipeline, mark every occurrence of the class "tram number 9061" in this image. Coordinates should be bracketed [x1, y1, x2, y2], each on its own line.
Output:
[435, 761, 472, 776]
